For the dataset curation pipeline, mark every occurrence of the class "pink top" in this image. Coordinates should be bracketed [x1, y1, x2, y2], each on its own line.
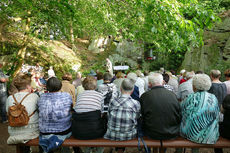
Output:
[224, 80, 230, 94]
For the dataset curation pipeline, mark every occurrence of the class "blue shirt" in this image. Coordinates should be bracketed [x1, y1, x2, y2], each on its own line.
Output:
[38, 92, 72, 133]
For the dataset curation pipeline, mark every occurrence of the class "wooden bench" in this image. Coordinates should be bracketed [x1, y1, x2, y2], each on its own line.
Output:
[15, 136, 230, 153]
[162, 137, 230, 148]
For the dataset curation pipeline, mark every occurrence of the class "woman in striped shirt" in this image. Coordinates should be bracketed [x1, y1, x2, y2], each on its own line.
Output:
[72, 76, 106, 139]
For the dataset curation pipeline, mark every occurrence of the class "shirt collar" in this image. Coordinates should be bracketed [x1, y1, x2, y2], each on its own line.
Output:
[151, 85, 164, 90]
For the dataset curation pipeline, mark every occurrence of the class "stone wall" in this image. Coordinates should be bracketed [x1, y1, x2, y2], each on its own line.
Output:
[181, 10, 230, 73]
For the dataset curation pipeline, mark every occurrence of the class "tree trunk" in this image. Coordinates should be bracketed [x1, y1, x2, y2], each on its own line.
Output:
[12, 12, 31, 77]
[70, 21, 77, 51]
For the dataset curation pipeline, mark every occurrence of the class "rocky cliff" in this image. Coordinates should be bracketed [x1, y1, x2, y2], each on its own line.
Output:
[181, 10, 230, 73]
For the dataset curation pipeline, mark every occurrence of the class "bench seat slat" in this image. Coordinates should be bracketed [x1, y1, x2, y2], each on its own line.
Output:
[162, 137, 230, 148]
[22, 136, 161, 147]
[15, 136, 230, 148]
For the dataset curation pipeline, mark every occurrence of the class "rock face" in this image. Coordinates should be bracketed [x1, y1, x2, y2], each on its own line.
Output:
[181, 10, 230, 73]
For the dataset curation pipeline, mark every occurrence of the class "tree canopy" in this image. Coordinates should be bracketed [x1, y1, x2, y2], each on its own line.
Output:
[0, 0, 227, 73]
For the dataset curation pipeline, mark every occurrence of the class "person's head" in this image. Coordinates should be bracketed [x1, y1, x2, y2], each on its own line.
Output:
[116, 72, 124, 79]
[103, 72, 112, 82]
[162, 73, 170, 84]
[62, 73, 72, 81]
[97, 72, 104, 80]
[14, 74, 32, 91]
[224, 69, 230, 80]
[170, 70, 176, 75]
[49, 66, 53, 69]
[144, 70, 149, 76]
[82, 76, 97, 90]
[180, 69, 186, 75]
[192, 74, 211, 92]
[46, 77, 62, 92]
[159, 67, 165, 74]
[40, 72, 45, 78]
[28, 68, 34, 76]
[148, 73, 163, 88]
[165, 71, 172, 78]
[127, 72, 137, 83]
[186, 71, 195, 80]
[120, 78, 134, 95]
[76, 72, 82, 79]
[136, 70, 142, 77]
[210, 69, 221, 80]
[88, 70, 97, 76]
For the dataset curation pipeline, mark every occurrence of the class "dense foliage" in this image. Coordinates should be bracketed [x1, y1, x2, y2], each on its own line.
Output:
[0, 0, 227, 72]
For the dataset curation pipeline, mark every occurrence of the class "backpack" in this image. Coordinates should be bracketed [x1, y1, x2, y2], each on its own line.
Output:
[104, 84, 113, 106]
[8, 93, 36, 127]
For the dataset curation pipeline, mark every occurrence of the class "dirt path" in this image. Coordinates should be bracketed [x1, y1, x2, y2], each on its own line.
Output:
[0, 123, 15, 153]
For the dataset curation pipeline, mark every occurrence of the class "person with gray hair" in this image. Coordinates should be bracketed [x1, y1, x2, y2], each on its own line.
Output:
[148, 72, 164, 87]
[180, 74, 220, 153]
[177, 71, 195, 101]
[104, 78, 140, 151]
[140, 73, 181, 141]
[208, 69, 227, 109]
[126, 72, 140, 101]
[120, 78, 134, 92]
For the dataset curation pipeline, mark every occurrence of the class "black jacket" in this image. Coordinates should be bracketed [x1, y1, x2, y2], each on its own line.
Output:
[72, 110, 106, 140]
[220, 95, 230, 139]
[208, 83, 227, 107]
[140, 86, 181, 140]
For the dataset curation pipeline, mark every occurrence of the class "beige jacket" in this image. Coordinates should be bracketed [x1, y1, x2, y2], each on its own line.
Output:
[61, 80, 76, 106]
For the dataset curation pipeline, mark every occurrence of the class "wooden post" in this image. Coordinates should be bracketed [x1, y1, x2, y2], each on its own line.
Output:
[152, 148, 158, 153]
[16, 145, 24, 153]
[159, 147, 165, 153]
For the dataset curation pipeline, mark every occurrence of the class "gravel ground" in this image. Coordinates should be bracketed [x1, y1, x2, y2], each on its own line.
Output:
[0, 122, 229, 153]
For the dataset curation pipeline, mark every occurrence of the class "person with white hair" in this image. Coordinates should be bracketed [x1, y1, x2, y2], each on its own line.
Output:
[178, 69, 186, 83]
[126, 72, 140, 101]
[140, 73, 181, 140]
[177, 71, 195, 101]
[180, 74, 219, 153]
[104, 78, 140, 142]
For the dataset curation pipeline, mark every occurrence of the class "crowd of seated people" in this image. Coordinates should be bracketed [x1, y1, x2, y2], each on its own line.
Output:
[2, 64, 230, 153]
